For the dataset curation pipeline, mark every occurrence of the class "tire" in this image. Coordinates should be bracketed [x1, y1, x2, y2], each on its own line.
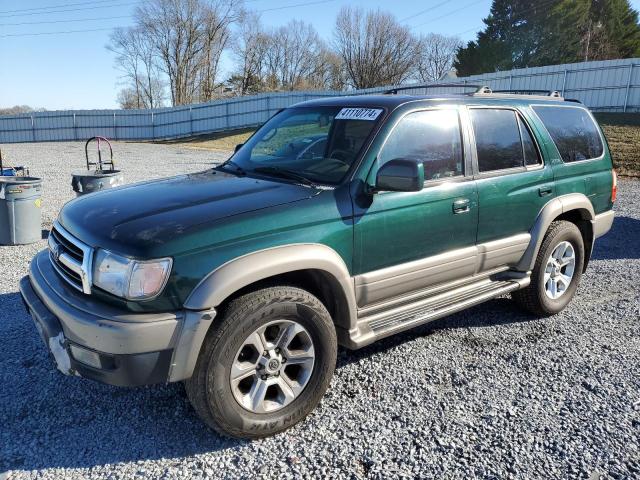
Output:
[185, 286, 337, 439]
[513, 220, 585, 316]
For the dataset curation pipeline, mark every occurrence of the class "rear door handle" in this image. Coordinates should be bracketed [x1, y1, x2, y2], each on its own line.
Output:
[539, 186, 553, 197]
[453, 198, 471, 214]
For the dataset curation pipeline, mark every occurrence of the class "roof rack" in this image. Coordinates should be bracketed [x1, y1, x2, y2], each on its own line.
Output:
[491, 89, 562, 98]
[384, 83, 492, 95]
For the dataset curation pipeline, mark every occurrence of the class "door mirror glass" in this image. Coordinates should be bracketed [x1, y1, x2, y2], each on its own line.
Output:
[376, 158, 425, 192]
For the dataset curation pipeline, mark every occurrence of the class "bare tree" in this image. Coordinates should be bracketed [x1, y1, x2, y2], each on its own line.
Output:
[308, 47, 349, 91]
[333, 7, 417, 89]
[108, 26, 166, 108]
[414, 33, 462, 82]
[196, 1, 238, 101]
[230, 12, 269, 95]
[261, 20, 325, 91]
[133, 0, 240, 106]
[416, 33, 463, 82]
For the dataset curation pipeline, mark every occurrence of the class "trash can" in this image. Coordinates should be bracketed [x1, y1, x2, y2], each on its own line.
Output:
[0, 176, 43, 245]
[71, 169, 124, 196]
[71, 136, 124, 197]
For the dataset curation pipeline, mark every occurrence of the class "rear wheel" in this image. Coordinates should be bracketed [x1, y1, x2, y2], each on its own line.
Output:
[185, 286, 337, 439]
[513, 220, 585, 316]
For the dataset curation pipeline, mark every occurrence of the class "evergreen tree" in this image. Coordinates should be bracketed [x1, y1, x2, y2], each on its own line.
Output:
[455, 0, 640, 75]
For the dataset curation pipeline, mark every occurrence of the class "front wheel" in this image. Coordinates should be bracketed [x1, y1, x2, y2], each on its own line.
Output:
[185, 286, 337, 439]
[513, 220, 585, 316]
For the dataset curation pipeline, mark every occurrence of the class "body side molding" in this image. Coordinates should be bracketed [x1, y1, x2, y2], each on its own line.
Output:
[183, 243, 358, 328]
[517, 193, 596, 272]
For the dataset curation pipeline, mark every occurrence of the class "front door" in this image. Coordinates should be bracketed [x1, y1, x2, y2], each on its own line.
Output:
[353, 107, 478, 308]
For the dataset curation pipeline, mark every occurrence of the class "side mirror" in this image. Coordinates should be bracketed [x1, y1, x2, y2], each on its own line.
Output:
[234, 143, 244, 153]
[375, 159, 425, 192]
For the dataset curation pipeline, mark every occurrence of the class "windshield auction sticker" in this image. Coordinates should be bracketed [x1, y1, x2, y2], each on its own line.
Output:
[335, 108, 383, 121]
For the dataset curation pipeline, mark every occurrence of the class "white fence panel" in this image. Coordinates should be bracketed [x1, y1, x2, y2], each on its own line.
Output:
[3, 58, 640, 143]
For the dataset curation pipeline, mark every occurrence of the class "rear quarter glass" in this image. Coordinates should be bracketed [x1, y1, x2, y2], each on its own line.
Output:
[532, 104, 613, 213]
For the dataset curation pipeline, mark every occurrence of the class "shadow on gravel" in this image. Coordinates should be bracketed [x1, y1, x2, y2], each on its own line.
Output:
[0, 292, 247, 474]
[337, 297, 536, 369]
[591, 215, 640, 260]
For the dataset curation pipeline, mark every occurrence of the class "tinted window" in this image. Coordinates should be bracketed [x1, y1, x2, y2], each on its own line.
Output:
[379, 109, 463, 181]
[533, 106, 603, 162]
[471, 109, 523, 172]
[229, 106, 381, 185]
[518, 117, 541, 166]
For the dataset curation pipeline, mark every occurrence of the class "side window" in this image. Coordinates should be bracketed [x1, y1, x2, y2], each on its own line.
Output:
[533, 106, 603, 162]
[378, 109, 463, 181]
[470, 109, 524, 172]
[518, 116, 541, 166]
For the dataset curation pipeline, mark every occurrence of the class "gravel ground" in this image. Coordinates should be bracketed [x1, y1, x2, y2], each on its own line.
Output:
[1, 141, 639, 479]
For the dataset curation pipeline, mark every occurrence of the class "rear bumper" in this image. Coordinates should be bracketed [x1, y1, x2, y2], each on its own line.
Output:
[593, 210, 615, 239]
[20, 250, 215, 387]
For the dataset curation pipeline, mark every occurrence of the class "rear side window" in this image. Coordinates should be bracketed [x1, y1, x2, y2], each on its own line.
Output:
[470, 109, 524, 172]
[379, 109, 463, 181]
[533, 106, 603, 162]
[519, 117, 541, 166]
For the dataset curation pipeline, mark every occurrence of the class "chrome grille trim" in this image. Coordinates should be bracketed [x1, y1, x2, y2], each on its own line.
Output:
[48, 221, 93, 294]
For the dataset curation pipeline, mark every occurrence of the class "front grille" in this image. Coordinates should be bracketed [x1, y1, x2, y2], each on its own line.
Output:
[48, 222, 93, 294]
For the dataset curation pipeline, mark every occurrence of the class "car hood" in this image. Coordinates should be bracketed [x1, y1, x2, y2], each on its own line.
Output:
[59, 170, 319, 257]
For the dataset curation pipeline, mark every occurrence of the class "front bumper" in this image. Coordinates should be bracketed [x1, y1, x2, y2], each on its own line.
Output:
[20, 250, 215, 387]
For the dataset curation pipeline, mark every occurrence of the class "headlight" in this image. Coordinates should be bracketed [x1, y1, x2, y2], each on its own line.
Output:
[92, 249, 172, 300]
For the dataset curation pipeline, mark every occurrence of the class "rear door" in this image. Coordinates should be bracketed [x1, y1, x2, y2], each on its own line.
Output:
[468, 107, 554, 245]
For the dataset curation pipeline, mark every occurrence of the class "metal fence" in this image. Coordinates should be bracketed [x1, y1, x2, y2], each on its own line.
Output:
[2, 57, 640, 143]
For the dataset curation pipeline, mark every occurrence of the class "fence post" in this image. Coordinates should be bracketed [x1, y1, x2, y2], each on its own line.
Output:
[73, 113, 78, 141]
[508, 75, 513, 89]
[266, 95, 271, 120]
[624, 63, 634, 112]
[151, 111, 155, 140]
[225, 101, 230, 130]
[31, 115, 35, 142]
[189, 106, 193, 135]
[113, 112, 117, 140]
[561, 69, 568, 96]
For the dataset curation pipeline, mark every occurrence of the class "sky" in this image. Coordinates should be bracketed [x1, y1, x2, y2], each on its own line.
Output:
[1, 0, 640, 111]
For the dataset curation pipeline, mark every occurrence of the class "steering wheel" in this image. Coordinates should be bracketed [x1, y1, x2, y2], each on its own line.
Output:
[327, 149, 351, 167]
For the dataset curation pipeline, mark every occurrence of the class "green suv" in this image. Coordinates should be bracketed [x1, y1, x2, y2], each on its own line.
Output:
[20, 86, 616, 438]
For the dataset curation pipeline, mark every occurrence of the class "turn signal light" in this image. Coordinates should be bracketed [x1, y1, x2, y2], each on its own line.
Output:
[611, 170, 618, 203]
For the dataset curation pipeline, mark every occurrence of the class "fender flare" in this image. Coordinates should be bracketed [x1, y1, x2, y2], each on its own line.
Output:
[184, 243, 358, 327]
[516, 193, 595, 272]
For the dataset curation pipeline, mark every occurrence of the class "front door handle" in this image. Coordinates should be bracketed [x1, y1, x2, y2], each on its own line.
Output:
[539, 186, 553, 197]
[453, 198, 471, 214]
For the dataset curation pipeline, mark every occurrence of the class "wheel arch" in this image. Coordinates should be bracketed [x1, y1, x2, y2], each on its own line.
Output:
[184, 244, 358, 333]
[517, 193, 595, 272]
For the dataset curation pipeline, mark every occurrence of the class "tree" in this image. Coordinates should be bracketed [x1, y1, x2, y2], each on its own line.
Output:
[0, 105, 43, 116]
[263, 20, 326, 90]
[230, 12, 269, 95]
[130, 0, 240, 106]
[333, 7, 417, 89]
[415, 33, 462, 82]
[455, 0, 640, 76]
[229, 17, 336, 93]
[108, 26, 166, 109]
[550, 0, 640, 62]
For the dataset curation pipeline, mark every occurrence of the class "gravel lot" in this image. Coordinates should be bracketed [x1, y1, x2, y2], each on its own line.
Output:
[1, 141, 639, 479]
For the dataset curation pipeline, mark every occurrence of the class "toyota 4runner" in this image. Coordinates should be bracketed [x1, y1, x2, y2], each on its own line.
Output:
[20, 85, 616, 438]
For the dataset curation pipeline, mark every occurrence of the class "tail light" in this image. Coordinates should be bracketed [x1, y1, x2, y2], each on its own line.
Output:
[611, 170, 617, 203]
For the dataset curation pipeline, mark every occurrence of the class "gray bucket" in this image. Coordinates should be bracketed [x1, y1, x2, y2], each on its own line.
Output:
[0, 176, 43, 245]
[71, 169, 124, 197]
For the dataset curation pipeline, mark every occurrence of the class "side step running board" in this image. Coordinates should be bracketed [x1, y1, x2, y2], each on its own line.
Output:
[354, 277, 528, 345]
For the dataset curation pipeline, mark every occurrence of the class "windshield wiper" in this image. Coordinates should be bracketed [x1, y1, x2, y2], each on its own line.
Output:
[216, 159, 246, 176]
[252, 166, 318, 188]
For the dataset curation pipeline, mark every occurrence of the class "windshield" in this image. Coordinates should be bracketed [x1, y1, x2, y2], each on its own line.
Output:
[226, 106, 383, 185]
